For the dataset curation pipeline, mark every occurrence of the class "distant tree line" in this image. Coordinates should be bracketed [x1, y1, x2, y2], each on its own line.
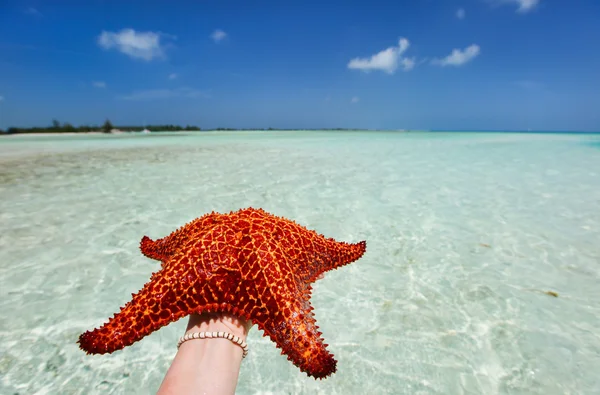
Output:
[0, 120, 369, 135]
[117, 124, 202, 132]
[1, 119, 202, 135]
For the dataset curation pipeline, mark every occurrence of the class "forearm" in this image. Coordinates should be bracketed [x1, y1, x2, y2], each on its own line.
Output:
[157, 313, 249, 395]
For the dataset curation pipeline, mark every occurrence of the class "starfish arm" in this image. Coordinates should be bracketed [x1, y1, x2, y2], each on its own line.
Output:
[78, 267, 197, 354]
[304, 239, 366, 282]
[233, 232, 339, 378]
[139, 235, 171, 262]
[81, 231, 246, 354]
[139, 230, 196, 263]
[259, 290, 337, 379]
[139, 212, 224, 262]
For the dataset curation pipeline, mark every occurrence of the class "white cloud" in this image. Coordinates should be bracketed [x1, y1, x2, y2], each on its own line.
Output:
[0, 95, 4, 101]
[92, 81, 106, 88]
[119, 87, 209, 101]
[348, 38, 415, 74]
[491, 0, 540, 13]
[514, 0, 540, 12]
[210, 29, 227, 43]
[351, 96, 360, 103]
[400, 57, 416, 71]
[168, 73, 178, 80]
[97, 29, 174, 61]
[456, 8, 466, 19]
[433, 44, 480, 66]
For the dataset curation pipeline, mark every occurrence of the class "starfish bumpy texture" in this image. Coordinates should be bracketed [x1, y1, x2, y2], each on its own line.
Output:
[78, 207, 367, 378]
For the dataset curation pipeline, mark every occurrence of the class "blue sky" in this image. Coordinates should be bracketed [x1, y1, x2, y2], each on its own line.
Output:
[0, 0, 599, 131]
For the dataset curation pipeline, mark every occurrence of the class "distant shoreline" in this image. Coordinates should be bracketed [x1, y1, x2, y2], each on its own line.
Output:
[0, 121, 202, 136]
[1, 129, 599, 137]
[2, 132, 105, 137]
[1, 129, 373, 137]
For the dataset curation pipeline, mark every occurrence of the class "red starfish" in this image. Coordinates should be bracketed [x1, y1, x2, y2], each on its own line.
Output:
[78, 207, 366, 379]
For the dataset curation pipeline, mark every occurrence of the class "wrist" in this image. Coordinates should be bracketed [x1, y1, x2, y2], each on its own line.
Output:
[185, 312, 250, 341]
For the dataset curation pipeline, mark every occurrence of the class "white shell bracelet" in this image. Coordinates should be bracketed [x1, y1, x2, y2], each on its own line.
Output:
[177, 331, 249, 358]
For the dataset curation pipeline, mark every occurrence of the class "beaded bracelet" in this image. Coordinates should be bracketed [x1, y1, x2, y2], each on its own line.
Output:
[177, 331, 249, 358]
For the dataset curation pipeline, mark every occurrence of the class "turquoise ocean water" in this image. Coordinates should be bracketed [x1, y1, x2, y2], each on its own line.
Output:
[1, 131, 599, 394]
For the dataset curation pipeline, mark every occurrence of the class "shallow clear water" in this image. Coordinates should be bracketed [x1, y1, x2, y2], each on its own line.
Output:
[1, 131, 599, 394]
